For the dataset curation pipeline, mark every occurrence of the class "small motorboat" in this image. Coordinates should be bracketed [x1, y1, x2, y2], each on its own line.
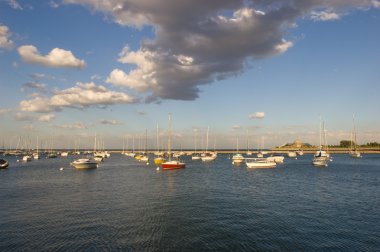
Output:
[71, 158, 98, 169]
[0, 159, 9, 169]
[162, 160, 185, 170]
[246, 158, 276, 169]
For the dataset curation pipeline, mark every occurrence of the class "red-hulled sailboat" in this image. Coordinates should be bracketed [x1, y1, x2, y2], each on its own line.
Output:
[161, 113, 185, 170]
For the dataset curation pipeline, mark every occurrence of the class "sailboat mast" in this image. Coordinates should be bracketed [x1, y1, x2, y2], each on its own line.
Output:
[236, 136, 239, 153]
[156, 124, 160, 153]
[353, 114, 357, 151]
[319, 117, 322, 150]
[194, 130, 197, 153]
[145, 129, 148, 154]
[168, 113, 172, 161]
[205, 126, 209, 152]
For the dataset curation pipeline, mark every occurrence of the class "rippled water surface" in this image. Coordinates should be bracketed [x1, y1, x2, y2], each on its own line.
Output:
[1, 154, 379, 251]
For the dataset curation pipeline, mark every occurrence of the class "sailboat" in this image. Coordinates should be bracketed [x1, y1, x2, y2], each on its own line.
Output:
[154, 124, 165, 165]
[349, 114, 362, 158]
[256, 136, 264, 157]
[140, 130, 149, 163]
[162, 114, 185, 170]
[246, 131, 252, 155]
[201, 126, 217, 161]
[33, 136, 40, 159]
[232, 137, 244, 164]
[312, 119, 330, 167]
[191, 130, 201, 160]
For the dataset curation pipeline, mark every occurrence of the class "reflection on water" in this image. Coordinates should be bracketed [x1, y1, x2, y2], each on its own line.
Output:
[0, 154, 379, 251]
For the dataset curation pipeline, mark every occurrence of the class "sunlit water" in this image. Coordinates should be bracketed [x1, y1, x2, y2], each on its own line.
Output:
[0, 154, 379, 251]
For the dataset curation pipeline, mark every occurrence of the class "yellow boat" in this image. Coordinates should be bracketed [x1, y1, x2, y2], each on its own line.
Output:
[154, 157, 165, 165]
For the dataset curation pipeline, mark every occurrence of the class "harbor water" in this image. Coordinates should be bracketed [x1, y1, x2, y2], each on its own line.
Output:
[0, 154, 379, 251]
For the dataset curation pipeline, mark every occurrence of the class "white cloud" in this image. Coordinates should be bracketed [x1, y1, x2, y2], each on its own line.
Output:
[0, 25, 14, 49]
[30, 73, 46, 79]
[18, 45, 86, 69]
[38, 114, 55, 122]
[91, 74, 102, 80]
[49, 1, 60, 8]
[249, 112, 265, 119]
[99, 119, 122, 125]
[50, 122, 87, 130]
[6, 0, 23, 10]
[311, 11, 341, 21]
[19, 82, 137, 113]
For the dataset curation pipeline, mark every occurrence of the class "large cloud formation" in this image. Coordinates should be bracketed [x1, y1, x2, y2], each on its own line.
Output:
[65, 0, 380, 100]
[19, 82, 137, 113]
[18, 45, 86, 69]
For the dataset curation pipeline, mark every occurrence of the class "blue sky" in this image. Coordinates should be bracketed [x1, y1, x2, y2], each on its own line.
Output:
[0, 0, 379, 150]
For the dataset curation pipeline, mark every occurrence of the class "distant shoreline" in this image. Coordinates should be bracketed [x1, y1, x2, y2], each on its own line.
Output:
[2, 148, 380, 155]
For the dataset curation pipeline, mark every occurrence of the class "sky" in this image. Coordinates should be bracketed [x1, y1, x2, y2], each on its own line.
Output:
[0, 0, 379, 150]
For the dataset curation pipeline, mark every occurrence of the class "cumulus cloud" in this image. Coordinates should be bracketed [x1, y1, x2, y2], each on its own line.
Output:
[21, 82, 47, 93]
[0, 25, 14, 49]
[38, 114, 56, 122]
[18, 45, 86, 69]
[66, 0, 378, 101]
[19, 82, 137, 113]
[99, 119, 122, 125]
[249, 112, 265, 119]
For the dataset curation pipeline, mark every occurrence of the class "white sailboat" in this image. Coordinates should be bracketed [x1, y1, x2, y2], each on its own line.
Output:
[246, 131, 252, 155]
[140, 129, 149, 163]
[201, 126, 217, 162]
[191, 130, 201, 160]
[232, 137, 244, 164]
[349, 114, 362, 158]
[33, 136, 40, 159]
[312, 119, 330, 167]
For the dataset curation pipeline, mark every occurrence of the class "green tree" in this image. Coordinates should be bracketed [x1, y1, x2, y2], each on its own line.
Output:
[340, 140, 354, 148]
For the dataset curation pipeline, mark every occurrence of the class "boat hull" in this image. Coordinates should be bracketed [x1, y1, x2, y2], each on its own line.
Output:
[154, 158, 165, 165]
[71, 159, 98, 169]
[312, 157, 328, 167]
[246, 161, 276, 168]
[0, 159, 9, 169]
[162, 161, 185, 170]
[267, 156, 284, 163]
[350, 152, 362, 158]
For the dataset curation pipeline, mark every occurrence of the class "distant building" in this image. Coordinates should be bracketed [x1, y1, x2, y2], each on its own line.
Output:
[295, 139, 302, 148]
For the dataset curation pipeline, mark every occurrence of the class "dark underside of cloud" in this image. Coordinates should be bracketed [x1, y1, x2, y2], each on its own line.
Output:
[65, 0, 378, 101]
